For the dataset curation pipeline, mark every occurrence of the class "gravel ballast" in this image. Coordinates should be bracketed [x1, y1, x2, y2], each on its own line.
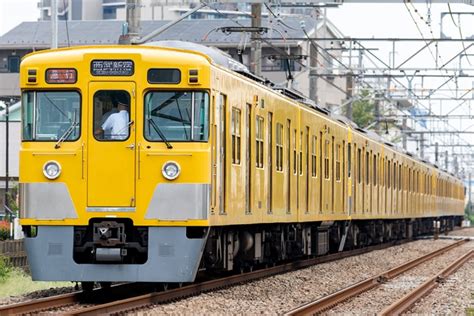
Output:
[140, 239, 464, 315]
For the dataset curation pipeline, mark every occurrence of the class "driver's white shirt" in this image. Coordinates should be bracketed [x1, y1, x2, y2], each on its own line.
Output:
[102, 110, 129, 140]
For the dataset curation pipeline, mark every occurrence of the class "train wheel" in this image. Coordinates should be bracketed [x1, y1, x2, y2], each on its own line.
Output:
[99, 282, 112, 290]
[81, 281, 94, 293]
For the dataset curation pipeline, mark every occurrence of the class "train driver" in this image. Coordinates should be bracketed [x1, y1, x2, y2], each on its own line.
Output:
[94, 92, 130, 140]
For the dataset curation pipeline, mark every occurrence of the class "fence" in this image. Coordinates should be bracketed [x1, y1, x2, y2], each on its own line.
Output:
[0, 239, 28, 270]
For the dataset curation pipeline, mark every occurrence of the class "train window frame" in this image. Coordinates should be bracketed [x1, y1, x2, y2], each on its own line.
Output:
[276, 123, 283, 172]
[21, 90, 82, 142]
[387, 159, 391, 189]
[335, 143, 341, 182]
[347, 143, 352, 178]
[93, 90, 131, 142]
[231, 107, 241, 165]
[399, 164, 402, 191]
[324, 140, 330, 180]
[393, 161, 397, 191]
[256, 115, 264, 168]
[372, 153, 377, 186]
[365, 150, 370, 185]
[143, 90, 210, 143]
[293, 129, 297, 175]
[311, 135, 317, 178]
[357, 147, 362, 184]
[299, 131, 303, 176]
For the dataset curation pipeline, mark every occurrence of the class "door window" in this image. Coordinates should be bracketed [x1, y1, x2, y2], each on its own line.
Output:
[93, 90, 131, 141]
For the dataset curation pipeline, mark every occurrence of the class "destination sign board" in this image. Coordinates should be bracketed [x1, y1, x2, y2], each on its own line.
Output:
[91, 60, 134, 76]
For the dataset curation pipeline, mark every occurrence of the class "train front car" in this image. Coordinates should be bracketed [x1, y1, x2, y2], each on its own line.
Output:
[19, 45, 211, 284]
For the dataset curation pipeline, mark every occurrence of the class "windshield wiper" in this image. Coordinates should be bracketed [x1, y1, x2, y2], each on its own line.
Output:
[148, 118, 173, 149]
[55, 121, 78, 149]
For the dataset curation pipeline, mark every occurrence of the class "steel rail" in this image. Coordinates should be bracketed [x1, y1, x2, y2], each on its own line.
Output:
[0, 291, 81, 315]
[379, 249, 474, 316]
[0, 283, 134, 315]
[285, 239, 468, 316]
[67, 240, 409, 315]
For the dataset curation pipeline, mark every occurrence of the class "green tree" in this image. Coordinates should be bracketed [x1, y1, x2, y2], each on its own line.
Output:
[344, 90, 375, 129]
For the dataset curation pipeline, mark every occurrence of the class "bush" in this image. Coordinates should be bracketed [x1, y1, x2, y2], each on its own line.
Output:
[0, 256, 11, 281]
[0, 221, 10, 240]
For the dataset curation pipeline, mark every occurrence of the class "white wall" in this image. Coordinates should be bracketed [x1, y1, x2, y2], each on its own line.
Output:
[0, 121, 20, 178]
[82, 0, 103, 20]
[0, 73, 20, 97]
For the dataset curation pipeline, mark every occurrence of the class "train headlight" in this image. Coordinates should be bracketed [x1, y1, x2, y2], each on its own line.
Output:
[162, 161, 180, 180]
[43, 161, 61, 180]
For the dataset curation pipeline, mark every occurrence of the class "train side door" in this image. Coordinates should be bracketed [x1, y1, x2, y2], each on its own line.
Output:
[87, 82, 136, 207]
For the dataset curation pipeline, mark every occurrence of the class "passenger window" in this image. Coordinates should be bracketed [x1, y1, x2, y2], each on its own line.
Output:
[347, 143, 351, 178]
[357, 148, 362, 184]
[366, 151, 370, 185]
[276, 123, 283, 171]
[335, 144, 341, 181]
[256, 116, 264, 168]
[231, 108, 241, 164]
[324, 140, 330, 179]
[93, 90, 131, 141]
[311, 136, 317, 177]
[293, 129, 297, 175]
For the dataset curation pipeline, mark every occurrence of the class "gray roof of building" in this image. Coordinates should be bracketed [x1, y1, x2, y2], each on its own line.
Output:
[0, 17, 341, 49]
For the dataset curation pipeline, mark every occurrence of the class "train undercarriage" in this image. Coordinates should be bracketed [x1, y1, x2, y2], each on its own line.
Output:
[202, 216, 463, 272]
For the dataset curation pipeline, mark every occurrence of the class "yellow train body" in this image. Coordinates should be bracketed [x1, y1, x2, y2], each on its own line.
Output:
[18, 43, 464, 283]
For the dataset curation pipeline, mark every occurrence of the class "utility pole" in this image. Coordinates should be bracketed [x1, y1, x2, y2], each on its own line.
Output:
[250, 3, 262, 76]
[374, 94, 380, 132]
[127, 0, 141, 42]
[4, 99, 9, 221]
[419, 134, 424, 159]
[345, 74, 353, 120]
[445, 150, 449, 170]
[469, 172, 472, 214]
[454, 156, 459, 175]
[51, 0, 58, 49]
[435, 142, 439, 164]
[309, 9, 318, 104]
[119, 0, 141, 44]
[402, 118, 407, 150]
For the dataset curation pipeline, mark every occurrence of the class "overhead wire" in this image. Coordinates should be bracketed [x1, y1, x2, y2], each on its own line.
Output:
[403, 1, 472, 152]
[205, 2, 473, 163]
[204, 2, 349, 96]
[447, 3, 472, 66]
[63, 0, 71, 47]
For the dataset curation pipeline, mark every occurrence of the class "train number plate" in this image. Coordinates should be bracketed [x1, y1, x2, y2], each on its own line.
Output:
[91, 60, 134, 76]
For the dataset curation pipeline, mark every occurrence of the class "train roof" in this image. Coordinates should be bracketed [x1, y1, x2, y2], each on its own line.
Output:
[144, 41, 249, 73]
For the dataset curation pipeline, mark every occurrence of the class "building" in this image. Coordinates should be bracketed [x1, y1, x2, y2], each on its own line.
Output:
[0, 102, 20, 213]
[37, 0, 215, 21]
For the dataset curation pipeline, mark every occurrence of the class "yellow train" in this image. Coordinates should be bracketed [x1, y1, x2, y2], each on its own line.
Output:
[19, 41, 464, 287]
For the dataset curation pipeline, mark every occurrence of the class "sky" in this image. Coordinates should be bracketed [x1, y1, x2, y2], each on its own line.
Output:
[0, 0, 38, 36]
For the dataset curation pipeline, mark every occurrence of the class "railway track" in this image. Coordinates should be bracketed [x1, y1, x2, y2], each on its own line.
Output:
[380, 248, 474, 315]
[285, 239, 471, 316]
[0, 283, 146, 315]
[0, 239, 408, 315]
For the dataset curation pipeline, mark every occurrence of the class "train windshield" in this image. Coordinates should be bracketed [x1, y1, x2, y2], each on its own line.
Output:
[21, 91, 81, 141]
[144, 91, 209, 142]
